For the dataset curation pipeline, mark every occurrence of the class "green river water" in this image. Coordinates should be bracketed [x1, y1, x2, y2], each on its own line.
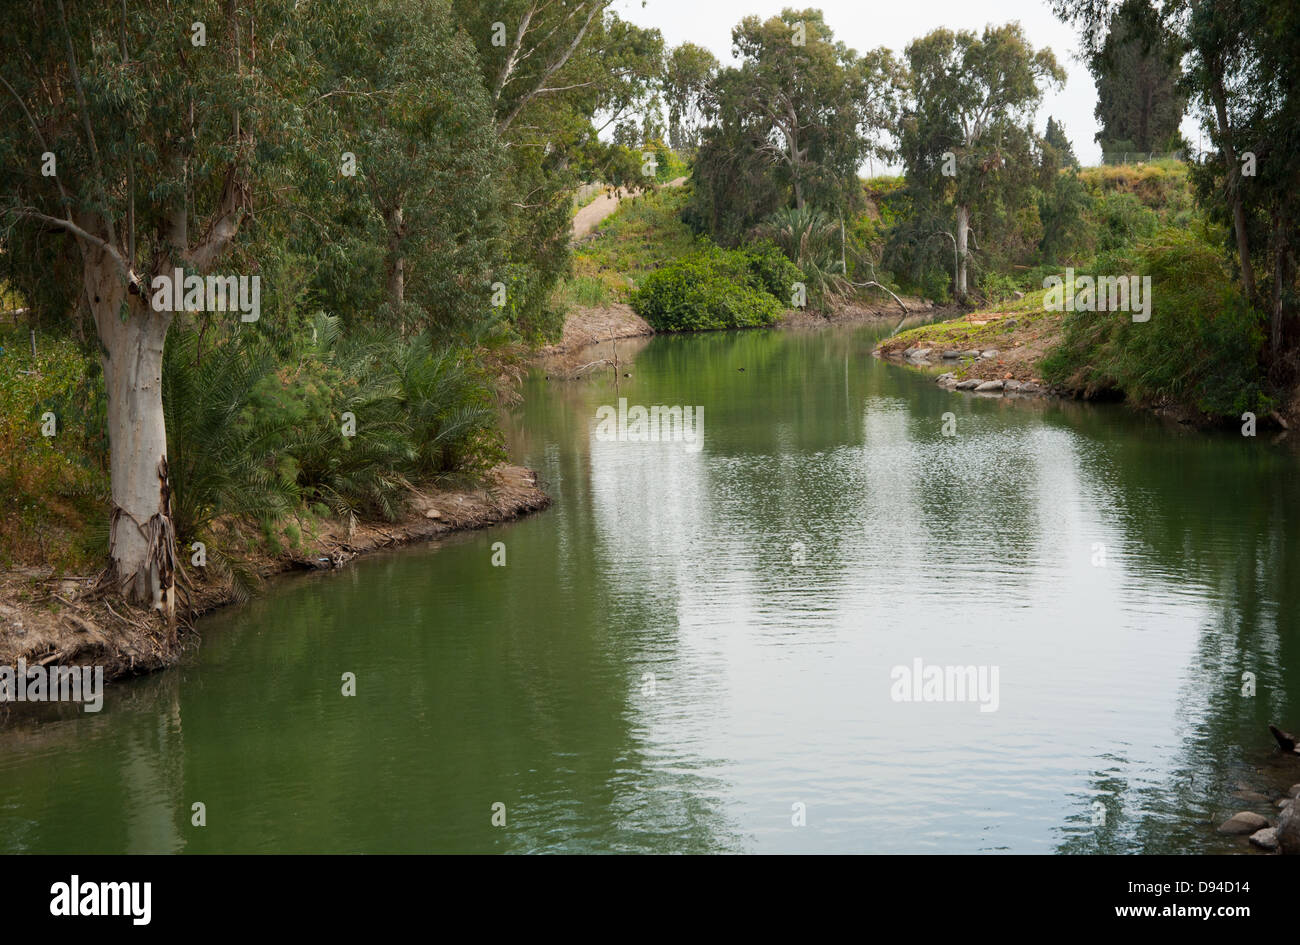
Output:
[3, 320, 1298, 853]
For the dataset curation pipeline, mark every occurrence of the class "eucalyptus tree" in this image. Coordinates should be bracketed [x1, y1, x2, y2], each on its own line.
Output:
[305, 0, 504, 332]
[897, 24, 1064, 297]
[664, 43, 718, 154]
[0, 1, 310, 618]
[689, 9, 897, 243]
[451, 0, 663, 340]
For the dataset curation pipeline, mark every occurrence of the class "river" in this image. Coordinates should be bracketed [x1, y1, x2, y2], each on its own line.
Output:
[2, 320, 1297, 853]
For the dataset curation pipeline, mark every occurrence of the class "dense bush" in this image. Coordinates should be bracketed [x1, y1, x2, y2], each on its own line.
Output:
[163, 314, 503, 560]
[1091, 191, 1160, 255]
[1040, 227, 1270, 418]
[630, 242, 791, 331]
[737, 240, 804, 300]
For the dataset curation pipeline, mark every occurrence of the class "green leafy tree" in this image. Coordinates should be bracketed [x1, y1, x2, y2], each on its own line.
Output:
[452, 1, 664, 341]
[1044, 116, 1079, 168]
[896, 23, 1064, 297]
[0, 1, 307, 617]
[1091, 0, 1187, 157]
[664, 42, 719, 154]
[304, 0, 504, 332]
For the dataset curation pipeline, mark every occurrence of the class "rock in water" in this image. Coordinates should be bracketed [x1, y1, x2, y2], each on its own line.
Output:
[1278, 802, 1300, 854]
[1249, 827, 1279, 851]
[1217, 811, 1270, 835]
[1268, 723, 1297, 752]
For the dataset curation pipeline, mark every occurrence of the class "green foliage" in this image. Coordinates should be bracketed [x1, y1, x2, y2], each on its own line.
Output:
[163, 327, 299, 548]
[1038, 170, 1090, 263]
[1089, 0, 1186, 155]
[453, 1, 666, 341]
[1092, 191, 1160, 254]
[686, 9, 897, 244]
[1041, 227, 1270, 418]
[562, 276, 613, 308]
[895, 22, 1065, 297]
[759, 206, 847, 308]
[303, 0, 506, 335]
[0, 326, 107, 571]
[630, 243, 788, 331]
[978, 272, 1025, 304]
[162, 314, 502, 572]
[1044, 116, 1079, 168]
[664, 43, 719, 153]
[740, 240, 804, 301]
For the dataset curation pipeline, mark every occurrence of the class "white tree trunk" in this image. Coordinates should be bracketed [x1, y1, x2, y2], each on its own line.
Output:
[955, 205, 970, 298]
[84, 246, 177, 624]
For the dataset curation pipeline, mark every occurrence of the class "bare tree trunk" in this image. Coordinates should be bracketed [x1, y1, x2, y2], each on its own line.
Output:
[84, 245, 176, 625]
[955, 205, 970, 298]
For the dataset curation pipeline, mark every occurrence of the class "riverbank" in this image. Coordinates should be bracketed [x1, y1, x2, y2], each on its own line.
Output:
[874, 293, 1061, 397]
[875, 290, 1300, 431]
[539, 293, 945, 379]
[0, 464, 549, 704]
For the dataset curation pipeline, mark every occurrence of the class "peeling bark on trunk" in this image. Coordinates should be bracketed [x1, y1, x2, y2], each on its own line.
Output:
[84, 245, 176, 626]
[955, 205, 970, 298]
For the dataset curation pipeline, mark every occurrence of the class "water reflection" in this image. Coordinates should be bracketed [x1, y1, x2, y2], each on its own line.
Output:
[0, 321, 1295, 853]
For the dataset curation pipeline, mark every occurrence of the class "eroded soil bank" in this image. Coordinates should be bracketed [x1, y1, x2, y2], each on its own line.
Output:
[0, 464, 549, 707]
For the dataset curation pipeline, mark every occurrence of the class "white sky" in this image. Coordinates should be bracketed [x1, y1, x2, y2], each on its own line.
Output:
[616, 0, 1204, 169]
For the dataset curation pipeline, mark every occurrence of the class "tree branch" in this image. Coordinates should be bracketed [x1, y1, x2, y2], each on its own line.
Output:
[55, 0, 118, 251]
[497, 1, 603, 136]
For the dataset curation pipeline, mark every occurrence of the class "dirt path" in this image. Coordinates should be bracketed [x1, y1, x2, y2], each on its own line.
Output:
[572, 176, 686, 240]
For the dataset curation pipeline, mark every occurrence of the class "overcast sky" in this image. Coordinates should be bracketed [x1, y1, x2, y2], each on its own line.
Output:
[615, 0, 1204, 169]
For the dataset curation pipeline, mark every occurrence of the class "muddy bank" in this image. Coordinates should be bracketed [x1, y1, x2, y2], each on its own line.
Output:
[0, 464, 550, 706]
[779, 294, 949, 329]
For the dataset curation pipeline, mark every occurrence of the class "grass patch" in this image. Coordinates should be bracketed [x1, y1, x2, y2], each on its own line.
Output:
[569, 186, 696, 299]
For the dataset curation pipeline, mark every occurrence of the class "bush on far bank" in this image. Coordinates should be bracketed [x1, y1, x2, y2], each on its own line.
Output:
[630, 240, 800, 332]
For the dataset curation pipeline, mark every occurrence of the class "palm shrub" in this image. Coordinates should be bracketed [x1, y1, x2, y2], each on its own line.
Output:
[163, 325, 301, 597]
[394, 336, 502, 479]
[163, 310, 505, 582]
[284, 315, 416, 523]
[758, 205, 849, 308]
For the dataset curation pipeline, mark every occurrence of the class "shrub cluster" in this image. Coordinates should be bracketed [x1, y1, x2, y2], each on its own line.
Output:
[1040, 226, 1270, 418]
[630, 240, 800, 331]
